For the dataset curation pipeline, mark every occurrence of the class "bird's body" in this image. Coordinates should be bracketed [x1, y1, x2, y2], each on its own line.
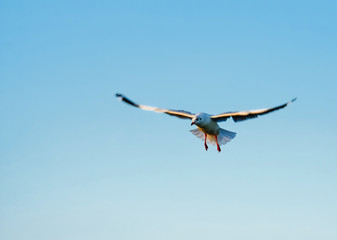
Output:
[192, 113, 220, 135]
[116, 93, 296, 152]
[191, 113, 235, 152]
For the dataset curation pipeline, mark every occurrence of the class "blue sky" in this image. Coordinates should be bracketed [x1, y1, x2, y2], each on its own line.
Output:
[1, 0, 337, 239]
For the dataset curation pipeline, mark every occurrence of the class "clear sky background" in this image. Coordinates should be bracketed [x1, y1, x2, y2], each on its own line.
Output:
[1, 0, 337, 239]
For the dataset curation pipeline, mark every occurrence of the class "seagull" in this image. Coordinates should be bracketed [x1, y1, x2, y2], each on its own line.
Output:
[116, 93, 296, 152]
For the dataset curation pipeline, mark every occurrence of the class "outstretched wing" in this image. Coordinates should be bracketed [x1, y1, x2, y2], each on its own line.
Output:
[115, 93, 195, 120]
[211, 98, 297, 122]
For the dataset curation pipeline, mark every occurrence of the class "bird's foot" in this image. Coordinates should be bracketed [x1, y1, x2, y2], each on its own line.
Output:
[204, 143, 208, 151]
[215, 135, 221, 152]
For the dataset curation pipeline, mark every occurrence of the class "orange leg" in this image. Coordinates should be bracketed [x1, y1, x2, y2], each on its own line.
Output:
[204, 133, 208, 151]
[215, 135, 221, 152]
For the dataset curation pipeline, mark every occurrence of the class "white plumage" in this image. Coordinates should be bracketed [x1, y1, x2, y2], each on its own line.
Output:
[116, 93, 296, 152]
[190, 128, 236, 146]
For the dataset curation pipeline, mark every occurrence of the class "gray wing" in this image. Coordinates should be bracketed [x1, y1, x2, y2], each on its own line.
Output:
[115, 93, 195, 120]
[211, 98, 297, 122]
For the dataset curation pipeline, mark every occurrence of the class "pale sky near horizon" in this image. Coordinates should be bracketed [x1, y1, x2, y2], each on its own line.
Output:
[1, 1, 337, 239]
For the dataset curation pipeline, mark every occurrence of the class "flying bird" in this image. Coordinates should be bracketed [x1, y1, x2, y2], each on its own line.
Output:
[116, 93, 296, 152]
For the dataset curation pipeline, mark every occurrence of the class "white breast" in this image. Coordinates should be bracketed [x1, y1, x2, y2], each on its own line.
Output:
[197, 114, 220, 135]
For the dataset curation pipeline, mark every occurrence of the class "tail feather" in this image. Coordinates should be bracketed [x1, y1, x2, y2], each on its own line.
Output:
[190, 128, 236, 146]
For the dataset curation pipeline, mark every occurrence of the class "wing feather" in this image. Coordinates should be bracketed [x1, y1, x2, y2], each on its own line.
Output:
[115, 93, 195, 120]
[211, 98, 297, 122]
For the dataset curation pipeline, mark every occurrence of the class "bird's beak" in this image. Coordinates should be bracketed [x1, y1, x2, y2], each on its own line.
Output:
[191, 121, 195, 126]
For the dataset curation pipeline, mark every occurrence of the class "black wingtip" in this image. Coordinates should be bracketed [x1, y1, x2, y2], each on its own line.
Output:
[115, 93, 139, 108]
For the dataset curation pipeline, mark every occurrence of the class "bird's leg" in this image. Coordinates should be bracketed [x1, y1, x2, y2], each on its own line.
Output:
[215, 135, 221, 152]
[204, 133, 208, 151]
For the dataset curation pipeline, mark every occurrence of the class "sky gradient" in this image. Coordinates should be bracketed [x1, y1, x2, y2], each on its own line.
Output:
[1, 1, 337, 239]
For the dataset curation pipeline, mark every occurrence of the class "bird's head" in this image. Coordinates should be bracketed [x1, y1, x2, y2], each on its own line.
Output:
[191, 113, 207, 126]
